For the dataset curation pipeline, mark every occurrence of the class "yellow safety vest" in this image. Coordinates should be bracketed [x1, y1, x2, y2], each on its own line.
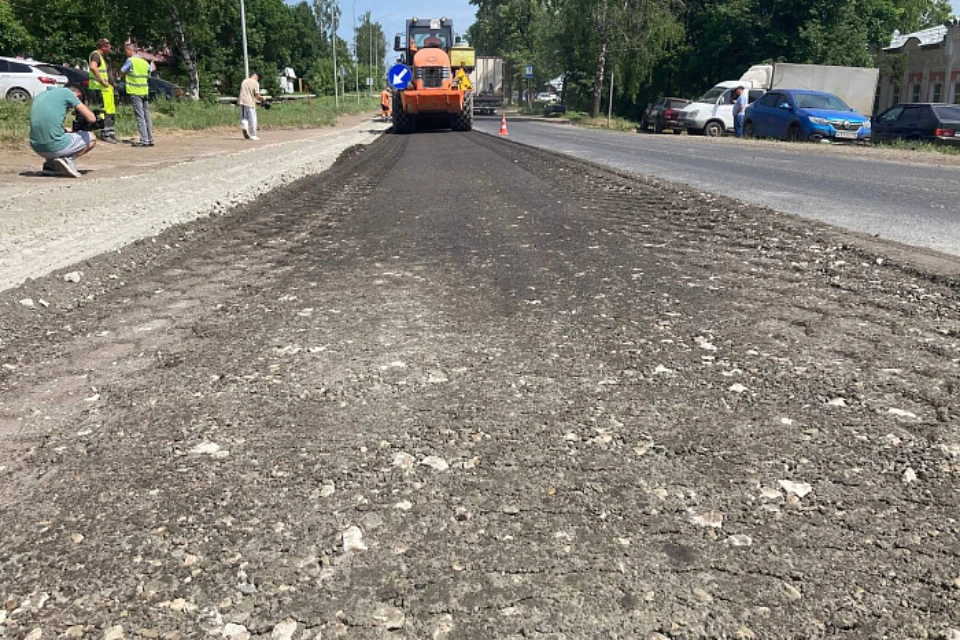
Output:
[126, 57, 150, 97]
[88, 51, 109, 90]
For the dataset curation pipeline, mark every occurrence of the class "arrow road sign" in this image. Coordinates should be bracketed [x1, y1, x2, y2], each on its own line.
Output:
[389, 64, 412, 90]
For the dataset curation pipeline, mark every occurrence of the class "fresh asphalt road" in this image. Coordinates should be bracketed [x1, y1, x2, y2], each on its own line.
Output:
[475, 117, 960, 256]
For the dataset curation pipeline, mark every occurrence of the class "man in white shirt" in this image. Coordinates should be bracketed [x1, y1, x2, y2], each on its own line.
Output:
[238, 71, 263, 140]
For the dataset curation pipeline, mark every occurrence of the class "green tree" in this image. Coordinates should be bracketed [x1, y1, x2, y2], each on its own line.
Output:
[0, 0, 32, 55]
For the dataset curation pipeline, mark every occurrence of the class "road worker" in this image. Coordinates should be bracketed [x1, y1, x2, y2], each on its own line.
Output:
[380, 88, 391, 120]
[88, 38, 118, 143]
[120, 43, 154, 147]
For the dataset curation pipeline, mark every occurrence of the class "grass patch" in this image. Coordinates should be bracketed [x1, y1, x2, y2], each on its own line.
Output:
[876, 138, 960, 156]
[0, 95, 378, 149]
[559, 110, 640, 132]
[514, 104, 639, 131]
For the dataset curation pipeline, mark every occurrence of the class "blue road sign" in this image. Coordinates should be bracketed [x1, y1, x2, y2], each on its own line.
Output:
[525, 64, 534, 79]
[389, 64, 412, 90]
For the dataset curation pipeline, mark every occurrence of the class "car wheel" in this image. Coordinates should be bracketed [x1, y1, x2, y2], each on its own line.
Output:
[743, 120, 756, 139]
[704, 121, 723, 137]
[654, 118, 664, 134]
[672, 128, 682, 135]
[6, 87, 31, 101]
[639, 116, 648, 131]
[786, 124, 802, 142]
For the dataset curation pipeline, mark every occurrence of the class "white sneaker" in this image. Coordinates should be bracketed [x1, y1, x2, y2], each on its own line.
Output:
[250, 135, 260, 141]
[53, 156, 81, 178]
[241, 119, 250, 139]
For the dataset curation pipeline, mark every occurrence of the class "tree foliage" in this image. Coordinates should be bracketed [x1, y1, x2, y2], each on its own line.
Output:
[1, 0, 383, 100]
[468, 0, 955, 118]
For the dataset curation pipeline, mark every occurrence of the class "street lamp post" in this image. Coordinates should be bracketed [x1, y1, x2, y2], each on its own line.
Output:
[332, 8, 339, 108]
[353, 0, 359, 104]
[239, 0, 250, 79]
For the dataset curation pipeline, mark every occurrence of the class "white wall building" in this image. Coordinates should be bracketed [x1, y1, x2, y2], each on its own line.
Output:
[877, 20, 960, 112]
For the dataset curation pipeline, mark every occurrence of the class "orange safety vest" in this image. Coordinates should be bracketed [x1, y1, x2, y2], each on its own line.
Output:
[380, 90, 390, 109]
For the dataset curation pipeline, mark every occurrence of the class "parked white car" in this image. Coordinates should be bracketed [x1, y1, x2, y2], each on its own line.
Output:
[536, 92, 560, 104]
[678, 81, 764, 136]
[0, 57, 68, 101]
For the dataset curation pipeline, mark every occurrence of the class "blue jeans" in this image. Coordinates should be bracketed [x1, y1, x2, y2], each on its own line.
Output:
[734, 114, 745, 137]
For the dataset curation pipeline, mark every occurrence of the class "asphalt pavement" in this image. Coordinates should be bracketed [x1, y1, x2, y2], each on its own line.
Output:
[474, 117, 960, 256]
[1, 131, 959, 638]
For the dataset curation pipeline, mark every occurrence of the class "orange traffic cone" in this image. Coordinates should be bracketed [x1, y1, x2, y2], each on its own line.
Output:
[499, 114, 509, 136]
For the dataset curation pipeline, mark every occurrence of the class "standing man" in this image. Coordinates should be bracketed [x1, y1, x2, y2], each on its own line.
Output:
[88, 38, 118, 144]
[732, 85, 748, 138]
[238, 71, 262, 141]
[29, 83, 98, 178]
[120, 43, 154, 147]
[380, 87, 391, 120]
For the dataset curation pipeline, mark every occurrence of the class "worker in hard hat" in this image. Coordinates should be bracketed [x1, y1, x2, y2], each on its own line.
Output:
[380, 87, 391, 120]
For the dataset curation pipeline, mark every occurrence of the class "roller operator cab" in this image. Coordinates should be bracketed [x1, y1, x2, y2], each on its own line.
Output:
[391, 17, 474, 133]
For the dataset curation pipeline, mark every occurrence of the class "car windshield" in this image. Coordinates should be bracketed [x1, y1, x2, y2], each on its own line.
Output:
[698, 86, 727, 103]
[933, 105, 960, 121]
[794, 93, 851, 111]
[411, 29, 450, 49]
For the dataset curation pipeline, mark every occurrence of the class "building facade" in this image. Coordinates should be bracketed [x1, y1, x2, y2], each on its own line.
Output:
[877, 20, 960, 112]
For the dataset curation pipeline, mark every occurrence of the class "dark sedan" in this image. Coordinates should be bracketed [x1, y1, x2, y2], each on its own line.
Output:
[48, 64, 183, 102]
[872, 103, 960, 146]
[640, 97, 690, 134]
[117, 76, 184, 101]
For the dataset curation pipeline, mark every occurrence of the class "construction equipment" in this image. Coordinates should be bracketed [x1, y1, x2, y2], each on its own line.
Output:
[391, 17, 474, 133]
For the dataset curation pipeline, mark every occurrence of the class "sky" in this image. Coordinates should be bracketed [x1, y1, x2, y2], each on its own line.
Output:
[331, 0, 476, 68]
[307, 0, 960, 69]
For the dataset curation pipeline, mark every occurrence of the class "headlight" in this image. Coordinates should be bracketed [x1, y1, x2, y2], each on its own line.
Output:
[808, 117, 832, 126]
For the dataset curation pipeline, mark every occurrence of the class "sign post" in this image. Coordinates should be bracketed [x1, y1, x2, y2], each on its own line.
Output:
[524, 64, 534, 108]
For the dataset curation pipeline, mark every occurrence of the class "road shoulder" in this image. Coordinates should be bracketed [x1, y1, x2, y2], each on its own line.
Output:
[0, 117, 388, 292]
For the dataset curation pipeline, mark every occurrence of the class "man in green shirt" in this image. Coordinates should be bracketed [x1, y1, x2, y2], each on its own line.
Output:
[29, 84, 98, 178]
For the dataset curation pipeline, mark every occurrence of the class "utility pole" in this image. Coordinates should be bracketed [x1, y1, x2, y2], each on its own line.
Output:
[368, 14, 373, 97]
[332, 6, 339, 107]
[239, 0, 250, 79]
[353, 0, 359, 104]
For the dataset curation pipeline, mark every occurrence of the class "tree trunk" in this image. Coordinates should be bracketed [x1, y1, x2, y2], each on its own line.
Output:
[170, 3, 200, 99]
[590, 39, 607, 118]
[589, 0, 609, 118]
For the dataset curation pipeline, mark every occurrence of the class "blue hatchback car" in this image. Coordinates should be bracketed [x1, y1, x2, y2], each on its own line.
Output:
[743, 89, 870, 142]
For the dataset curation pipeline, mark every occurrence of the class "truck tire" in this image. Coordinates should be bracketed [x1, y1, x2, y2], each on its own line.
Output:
[452, 94, 474, 131]
[392, 93, 414, 134]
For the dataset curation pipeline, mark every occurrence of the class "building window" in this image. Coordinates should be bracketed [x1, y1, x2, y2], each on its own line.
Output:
[955, 83, 960, 105]
[911, 84, 921, 102]
[892, 84, 901, 105]
[932, 83, 943, 102]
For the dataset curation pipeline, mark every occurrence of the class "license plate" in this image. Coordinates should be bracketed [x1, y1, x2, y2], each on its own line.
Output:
[834, 130, 858, 139]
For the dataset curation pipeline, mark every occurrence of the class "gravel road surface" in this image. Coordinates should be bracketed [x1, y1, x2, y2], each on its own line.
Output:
[0, 122, 386, 293]
[474, 118, 960, 257]
[1, 131, 959, 639]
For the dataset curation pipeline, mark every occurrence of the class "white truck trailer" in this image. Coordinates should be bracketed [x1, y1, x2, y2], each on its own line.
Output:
[471, 56, 504, 115]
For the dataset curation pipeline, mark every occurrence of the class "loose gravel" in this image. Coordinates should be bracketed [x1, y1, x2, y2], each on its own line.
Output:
[0, 131, 958, 639]
[0, 122, 387, 292]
